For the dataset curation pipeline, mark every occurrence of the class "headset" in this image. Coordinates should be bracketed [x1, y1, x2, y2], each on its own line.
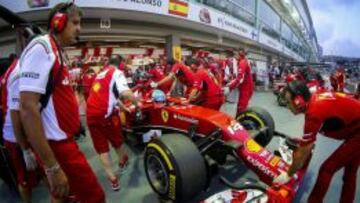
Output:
[49, 2, 74, 33]
[288, 81, 307, 112]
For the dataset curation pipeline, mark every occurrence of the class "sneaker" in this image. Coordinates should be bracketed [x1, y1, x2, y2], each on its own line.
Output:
[109, 177, 120, 191]
[119, 154, 129, 175]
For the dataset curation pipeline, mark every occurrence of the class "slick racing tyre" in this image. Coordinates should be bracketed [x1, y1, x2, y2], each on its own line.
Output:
[236, 107, 275, 147]
[277, 91, 287, 106]
[144, 134, 207, 202]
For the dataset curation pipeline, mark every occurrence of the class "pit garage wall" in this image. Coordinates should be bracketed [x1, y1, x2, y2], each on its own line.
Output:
[1, 0, 304, 62]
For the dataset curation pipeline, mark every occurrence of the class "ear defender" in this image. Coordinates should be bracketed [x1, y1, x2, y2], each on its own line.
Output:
[50, 12, 68, 33]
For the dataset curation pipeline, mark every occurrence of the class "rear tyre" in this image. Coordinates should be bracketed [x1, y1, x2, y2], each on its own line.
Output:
[236, 107, 275, 147]
[144, 134, 207, 202]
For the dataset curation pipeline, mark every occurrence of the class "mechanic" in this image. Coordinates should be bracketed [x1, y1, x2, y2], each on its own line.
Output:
[81, 67, 96, 101]
[150, 59, 200, 100]
[18, 3, 105, 202]
[223, 50, 254, 116]
[187, 58, 224, 110]
[86, 55, 141, 191]
[335, 66, 346, 92]
[1, 59, 43, 203]
[273, 81, 360, 203]
[148, 60, 173, 94]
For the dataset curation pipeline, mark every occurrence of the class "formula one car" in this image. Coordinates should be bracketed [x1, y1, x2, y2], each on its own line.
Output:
[121, 90, 308, 203]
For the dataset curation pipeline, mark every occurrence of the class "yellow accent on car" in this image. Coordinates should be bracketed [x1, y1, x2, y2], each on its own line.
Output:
[147, 143, 174, 171]
[169, 174, 176, 200]
[269, 156, 281, 167]
[245, 139, 262, 153]
[161, 109, 169, 123]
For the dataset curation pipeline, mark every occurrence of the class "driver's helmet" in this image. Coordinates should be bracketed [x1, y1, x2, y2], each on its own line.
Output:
[152, 89, 166, 103]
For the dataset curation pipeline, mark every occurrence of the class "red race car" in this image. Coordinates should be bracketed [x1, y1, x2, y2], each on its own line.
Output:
[121, 90, 309, 203]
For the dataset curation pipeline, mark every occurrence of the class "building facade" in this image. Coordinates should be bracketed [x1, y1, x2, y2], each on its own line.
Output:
[0, 0, 319, 64]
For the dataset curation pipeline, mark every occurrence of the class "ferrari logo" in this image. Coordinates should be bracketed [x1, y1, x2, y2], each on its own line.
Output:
[245, 139, 262, 153]
[161, 110, 169, 123]
[92, 82, 101, 92]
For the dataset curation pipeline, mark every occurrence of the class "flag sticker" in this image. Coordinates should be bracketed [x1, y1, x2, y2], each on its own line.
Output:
[168, 0, 189, 17]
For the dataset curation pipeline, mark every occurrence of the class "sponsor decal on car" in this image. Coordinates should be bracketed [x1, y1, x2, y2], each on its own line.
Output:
[173, 114, 199, 124]
[161, 109, 169, 123]
[245, 139, 262, 153]
[227, 121, 244, 135]
[269, 156, 281, 167]
[246, 156, 277, 178]
[259, 149, 271, 158]
[169, 174, 176, 200]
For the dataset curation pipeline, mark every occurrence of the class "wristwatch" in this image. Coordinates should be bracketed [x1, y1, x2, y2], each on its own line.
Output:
[45, 163, 61, 176]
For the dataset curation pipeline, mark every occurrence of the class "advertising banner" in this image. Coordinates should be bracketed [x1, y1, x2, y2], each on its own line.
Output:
[2, 0, 168, 14]
[258, 32, 282, 52]
[188, 3, 257, 41]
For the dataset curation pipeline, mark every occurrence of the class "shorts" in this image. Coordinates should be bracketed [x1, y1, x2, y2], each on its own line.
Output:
[87, 114, 123, 154]
[4, 140, 43, 188]
[49, 139, 105, 203]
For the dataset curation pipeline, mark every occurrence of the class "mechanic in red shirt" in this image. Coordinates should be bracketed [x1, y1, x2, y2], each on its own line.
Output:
[81, 68, 96, 101]
[19, 3, 105, 202]
[223, 50, 254, 116]
[187, 58, 224, 110]
[147, 61, 173, 94]
[86, 56, 140, 191]
[335, 67, 346, 92]
[150, 59, 200, 99]
[273, 81, 360, 203]
[1, 60, 44, 202]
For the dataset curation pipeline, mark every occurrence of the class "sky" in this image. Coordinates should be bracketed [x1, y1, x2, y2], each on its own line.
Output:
[307, 0, 360, 57]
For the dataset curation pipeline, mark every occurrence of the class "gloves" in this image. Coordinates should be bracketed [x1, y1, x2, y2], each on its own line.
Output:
[22, 149, 38, 171]
[222, 87, 230, 96]
[273, 171, 291, 185]
[150, 81, 158, 89]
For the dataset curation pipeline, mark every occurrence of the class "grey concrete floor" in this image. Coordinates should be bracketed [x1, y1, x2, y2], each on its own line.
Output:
[0, 91, 359, 203]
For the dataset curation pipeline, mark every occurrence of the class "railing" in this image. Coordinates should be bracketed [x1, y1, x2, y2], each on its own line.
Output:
[192, 0, 309, 60]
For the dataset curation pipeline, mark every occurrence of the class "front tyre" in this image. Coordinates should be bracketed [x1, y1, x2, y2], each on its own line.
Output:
[144, 134, 207, 202]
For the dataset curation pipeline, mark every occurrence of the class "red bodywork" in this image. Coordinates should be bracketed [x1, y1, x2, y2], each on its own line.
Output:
[122, 96, 308, 202]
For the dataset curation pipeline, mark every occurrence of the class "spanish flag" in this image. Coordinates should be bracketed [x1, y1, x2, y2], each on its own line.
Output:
[168, 0, 189, 17]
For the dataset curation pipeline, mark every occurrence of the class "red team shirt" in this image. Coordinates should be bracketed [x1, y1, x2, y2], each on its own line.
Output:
[301, 92, 360, 145]
[228, 58, 253, 91]
[195, 68, 223, 102]
[18, 34, 80, 141]
[86, 65, 130, 120]
[1, 60, 18, 142]
[148, 66, 172, 93]
[171, 63, 200, 89]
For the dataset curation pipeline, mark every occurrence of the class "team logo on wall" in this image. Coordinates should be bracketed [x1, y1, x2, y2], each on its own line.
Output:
[27, 0, 49, 8]
[168, 0, 189, 17]
[199, 8, 211, 24]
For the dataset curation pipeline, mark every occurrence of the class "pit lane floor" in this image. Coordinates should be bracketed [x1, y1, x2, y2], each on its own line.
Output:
[1, 91, 359, 203]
